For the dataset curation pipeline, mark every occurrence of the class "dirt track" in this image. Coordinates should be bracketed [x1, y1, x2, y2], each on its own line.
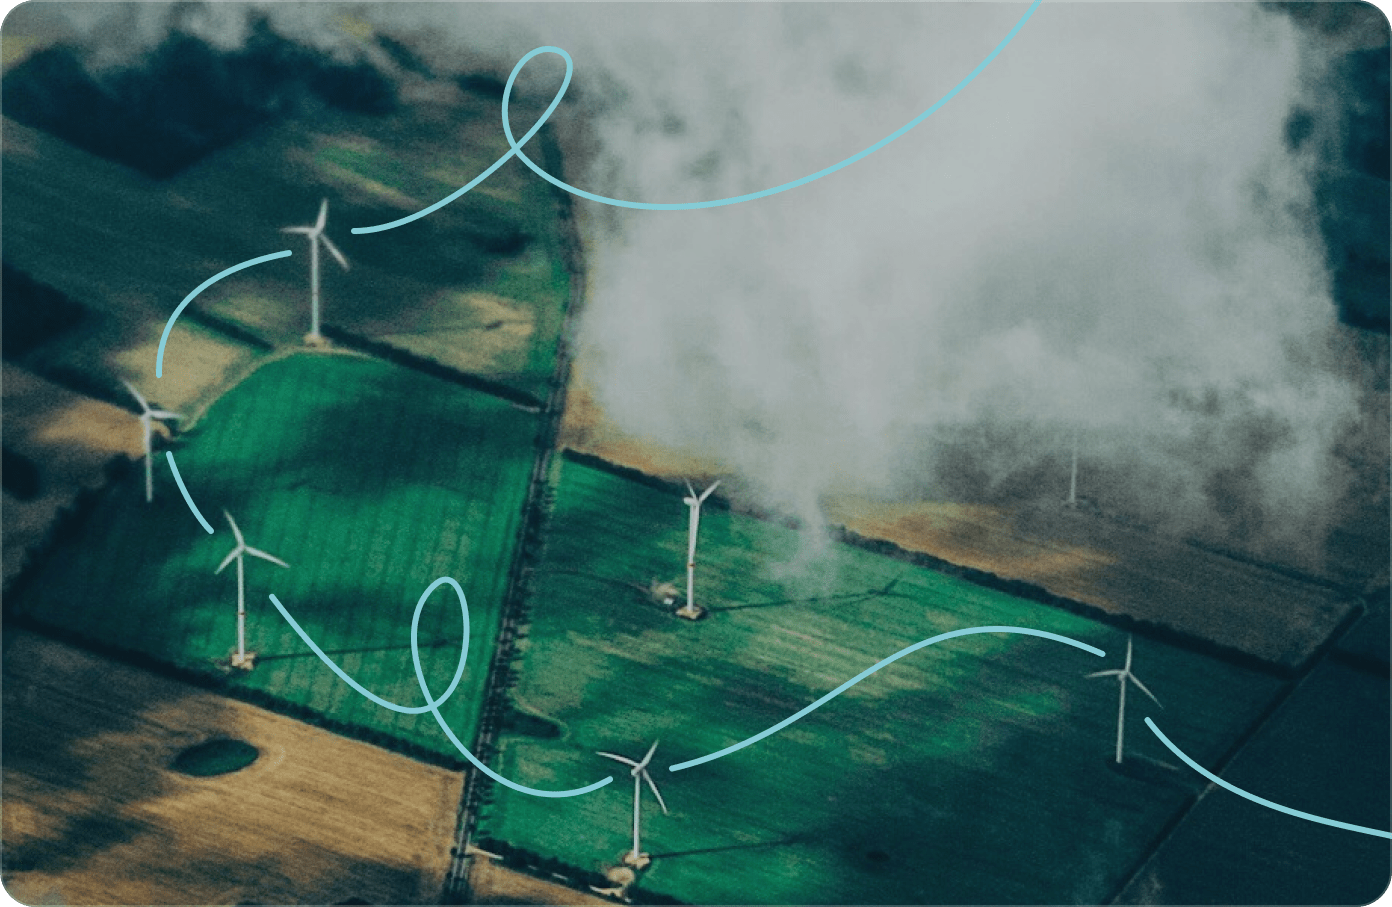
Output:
[2, 630, 463, 906]
[466, 857, 615, 906]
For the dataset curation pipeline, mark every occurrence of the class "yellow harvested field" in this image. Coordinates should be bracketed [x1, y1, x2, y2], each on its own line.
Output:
[2, 631, 464, 906]
[559, 370, 727, 481]
[828, 498, 1120, 602]
[467, 857, 615, 906]
[828, 496, 1355, 669]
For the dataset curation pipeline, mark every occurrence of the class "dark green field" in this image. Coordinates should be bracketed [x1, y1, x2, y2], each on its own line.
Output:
[1115, 656, 1390, 905]
[12, 352, 538, 756]
[4, 95, 575, 402]
[476, 458, 1287, 905]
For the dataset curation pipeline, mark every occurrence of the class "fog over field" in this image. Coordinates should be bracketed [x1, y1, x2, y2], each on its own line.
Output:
[28, 2, 1390, 576]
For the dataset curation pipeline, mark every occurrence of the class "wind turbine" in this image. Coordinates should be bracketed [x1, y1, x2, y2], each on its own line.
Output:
[1066, 428, 1079, 508]
[120, 379, 182, 503]
[1086, 635, 1162, 764]
[216, 510, 289, 670]
[677, 480, 719, 619]
[281, 198, 349, 343]
[597, 740, 669, 868]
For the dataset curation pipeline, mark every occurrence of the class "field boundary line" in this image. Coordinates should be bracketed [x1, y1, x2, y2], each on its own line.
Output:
[829, 523, 1307, 679]
[320, 324, 546, 411]
[2, 611, 473, 772]
[548, 448, 1308, 681]
[1100, 599, 1368, 903]
[171, 344, 373, 431]
[445, 130, 587, 904]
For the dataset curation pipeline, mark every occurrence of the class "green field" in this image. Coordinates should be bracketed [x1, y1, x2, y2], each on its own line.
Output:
[12, 352, 538, 757]
[476, 458, 1288, 905]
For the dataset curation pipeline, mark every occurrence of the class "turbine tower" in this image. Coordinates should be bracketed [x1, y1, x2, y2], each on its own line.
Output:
[281, 198, 349, 343]
[120, 379, 181, 503]
[1067, 428, 1079, 508]
[1086, 635, 1162, 764]
[597, 740, 669, 869]
[677, 480, 719, 620]
[216, 510, 289, 670]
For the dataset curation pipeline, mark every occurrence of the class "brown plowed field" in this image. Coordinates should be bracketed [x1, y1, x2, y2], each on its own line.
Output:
[827, 497, 1355, 669]
[2, 630, 463, 906]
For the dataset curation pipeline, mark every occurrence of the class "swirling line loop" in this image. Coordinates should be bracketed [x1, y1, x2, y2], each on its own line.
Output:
[351, 0, 1044, 233]
[268, 578, 613, 799]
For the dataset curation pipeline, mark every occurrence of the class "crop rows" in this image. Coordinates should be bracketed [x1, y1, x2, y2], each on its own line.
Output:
[13, 353, 539, 758]
[475, 458, 1287, 905]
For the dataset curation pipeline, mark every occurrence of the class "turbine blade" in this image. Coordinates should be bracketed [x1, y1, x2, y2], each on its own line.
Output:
[315, 198, 328, 232]
[597, 752, 640, 768]
[698, 480, 720, 502]
[1086, 669, 1123, 678]
[1127, 673, 1162, 708]
[216, 548, 240, 574]
[120, 378, 150, 412]
[149, 410, 182, 421]
[641, 769, 669, 815]
[223, 510, 245, 546]
[318, 233, 350, 271]
[1124, 636, 1134, 671]
[636, 739, 660, 770]
[244, 547, 290, 569]
[684, 479, 696, 499]
[281, 226, 315, 235]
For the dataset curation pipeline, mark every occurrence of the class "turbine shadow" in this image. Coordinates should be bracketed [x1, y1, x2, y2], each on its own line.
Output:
[708, 578, 912, 613]
[532, 568, 678, 610]
[1105, 754, 1202, 792]
[648, 835, 805, 861]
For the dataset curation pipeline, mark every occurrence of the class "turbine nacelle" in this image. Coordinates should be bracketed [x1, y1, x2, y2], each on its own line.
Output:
[682, 479, 719, 508]
[121, 379, 183, 502]
[121, 379, 183, 427]
[282, 198, 350, 343]
[678, 480, 721, 619]
[281, 198, 350, 271]
[216, 510, 290, 574]
[1087, 635, 1162, 764]
[1085, 637, 1162, 707]
[597, 740, 669, 815]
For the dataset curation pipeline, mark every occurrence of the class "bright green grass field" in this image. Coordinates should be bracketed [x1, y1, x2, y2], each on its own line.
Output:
[477, 459, 1287, 905]
[13, 352, 538, 757]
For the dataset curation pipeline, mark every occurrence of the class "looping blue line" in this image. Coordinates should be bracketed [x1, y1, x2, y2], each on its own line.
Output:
[1145, 718, 1392, 839]
[156, 250, 292, 377]
[669, 625, 1103, 772]
[268, 579, 612, 799]
[163, 452, 213, 534]
[352, 0, 1043, 233]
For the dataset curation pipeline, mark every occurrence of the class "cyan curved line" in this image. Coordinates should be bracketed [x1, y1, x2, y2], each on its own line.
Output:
[163, 452, 213, 534]
[156, 250, 292, 377]
[1145, 718, 1392, 839]
[352, 0, 1042, 232]
[351, 48, 573, 235]
[268, 580, 612, 799]
[669, 625, 1103, 772]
